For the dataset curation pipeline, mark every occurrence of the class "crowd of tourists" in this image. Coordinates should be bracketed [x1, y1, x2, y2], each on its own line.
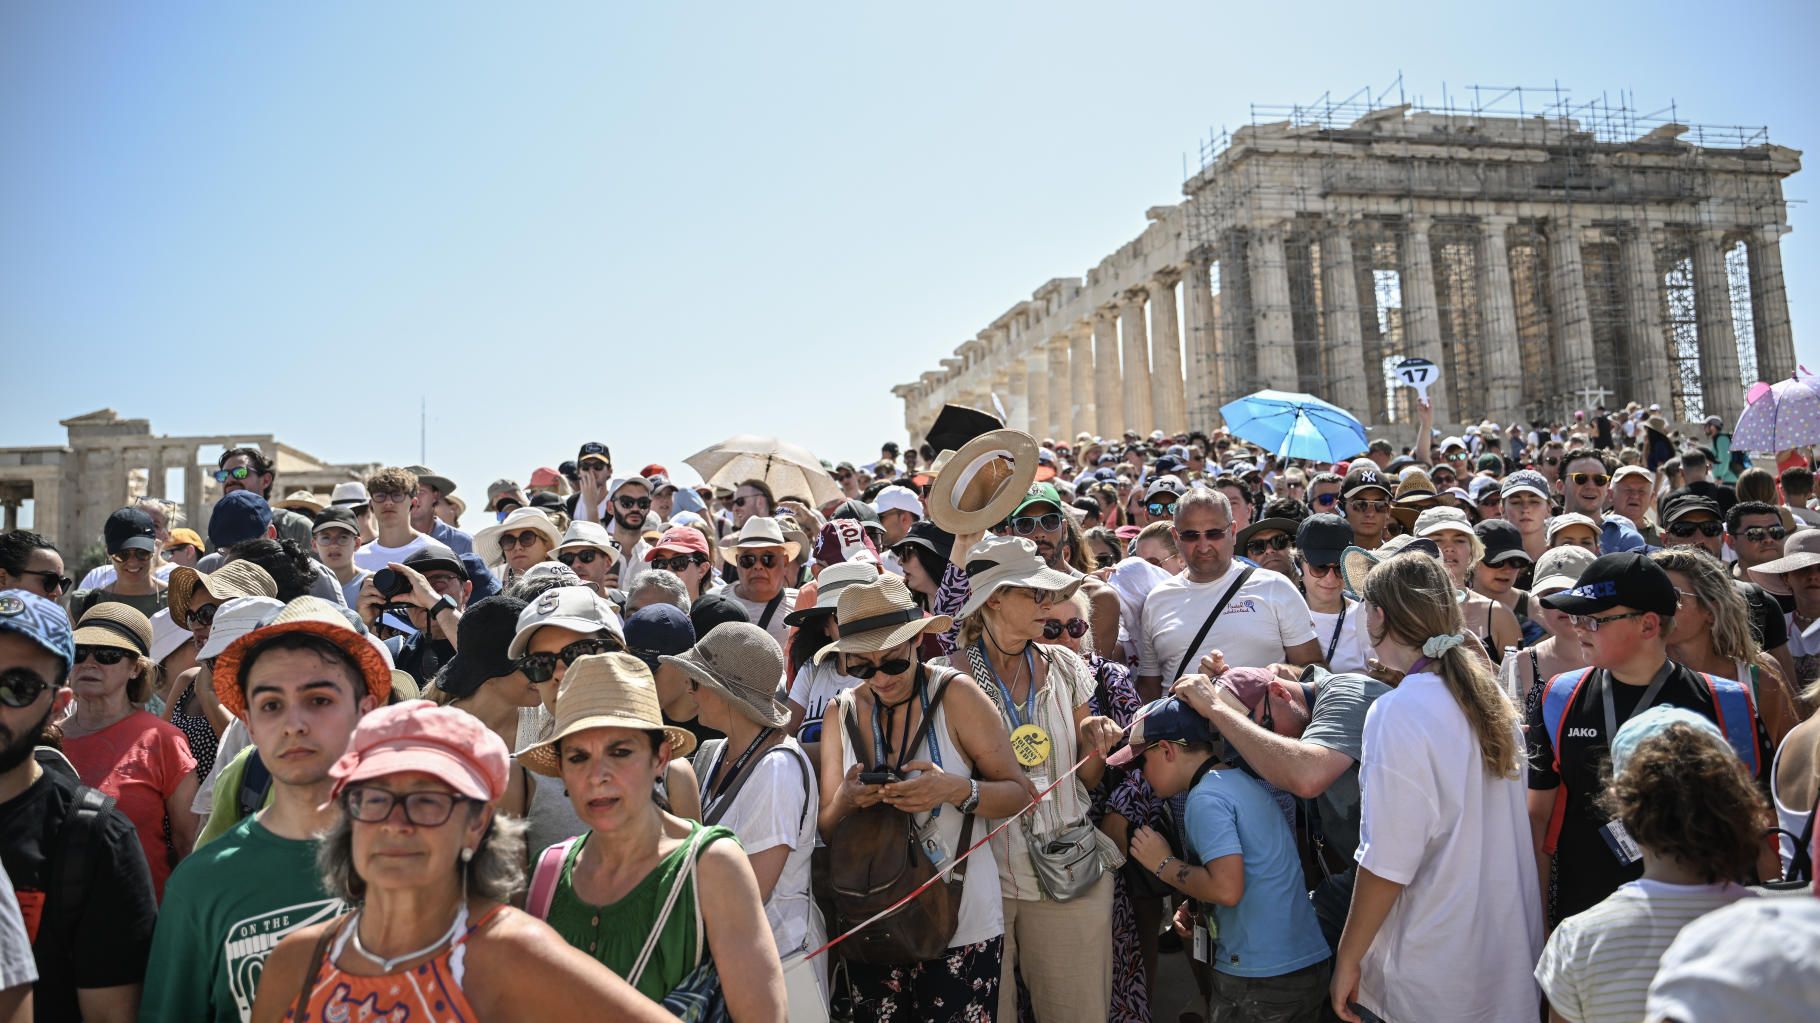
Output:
[1, 409, 1818, 1023]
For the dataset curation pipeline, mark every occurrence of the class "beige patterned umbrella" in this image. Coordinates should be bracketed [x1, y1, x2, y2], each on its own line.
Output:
[682, 435, 843, 507]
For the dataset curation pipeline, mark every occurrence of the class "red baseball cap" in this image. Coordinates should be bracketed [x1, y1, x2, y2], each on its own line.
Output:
[528, 466, 562, 488]
[328, 699, 509, 802]
[644, 526, 710, 561]
[640, 464, 668, 480]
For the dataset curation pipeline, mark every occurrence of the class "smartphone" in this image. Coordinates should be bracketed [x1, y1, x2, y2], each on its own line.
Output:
[858, 770, 898, 786]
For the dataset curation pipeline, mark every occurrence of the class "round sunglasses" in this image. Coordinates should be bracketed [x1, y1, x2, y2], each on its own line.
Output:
[1041, 618, 1090, 640]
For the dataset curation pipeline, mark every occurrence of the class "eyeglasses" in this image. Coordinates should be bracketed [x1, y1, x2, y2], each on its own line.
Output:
[1312, 493, 1339, 507]
[517, 637, 619, 683]
[1007, 586, 1058, 605]
[1739, 525, 1789, 543]
[1010, 513, 1065, 535]
[75, 646, 131, 666]
[1477, 495, 1503, 507]
[1041, 618, 1090, 640]
[1245, 535, 1293, 557]
[844, 656, 912, 680]
[109, 550, 152, 564]
[1094, 552, 1118, 569]
[1674, 588, 1702, 605]
[213, 466, 253, 483]
[1666, 520, 1724, 538]
[1567, 610, 1649, 632]
[1302, 561, 1342, 578]
[615, 495, 652, 510]
[652, 554, 705, 572]
[13, 569, 70, 594]
[1347, 500, 1389, 514]
[341, 786, 471, 827]
[0, 668, 52, 709]
[1145, 501, 1177, 517]
[558, 549, 611, 567]
[737, 552, 783, 570]
[1175, 527, 1229, 543]
[368, 491, 410, 505]
[1543, 456, 1562, 466]
[733, 495, 762, 508]
[498, 530, 545, 550]
[1431, 473, 1457, 486]
[1568, 472, 1611, 487]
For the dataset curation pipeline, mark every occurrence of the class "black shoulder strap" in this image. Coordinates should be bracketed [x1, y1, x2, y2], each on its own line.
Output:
[1787, 788, 1820, 883]
[900, 666, 959, 772]
[239, 749, 273, 821]
[703, 744, 815, 830]
[838, 692, 872, 772]
[1167, 567, 1255, 681]
[50, 784, 116, 951]
[757, 591, 786, 630]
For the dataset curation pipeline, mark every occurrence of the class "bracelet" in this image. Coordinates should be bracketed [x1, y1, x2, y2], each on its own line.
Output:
[1154, 855, 1173, 878]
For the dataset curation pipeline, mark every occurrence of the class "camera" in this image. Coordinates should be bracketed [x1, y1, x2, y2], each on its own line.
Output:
[373, 568, 410, 600]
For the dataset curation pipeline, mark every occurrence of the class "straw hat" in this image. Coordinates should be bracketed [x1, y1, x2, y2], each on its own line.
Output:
[473, 507, 562, 565]
[1340, 536, 1441, 597]
[72, 602, 153, 657]
[273, 490, 325, 515]
[953, 535, 1082, 619]
[814, 574, 951, 663]
[1747, 528, 1820, 596]
[1389, 469, 1440, 528]
[168, 560, 279, 629]
[925, 429, 1039, 534]
[717, 516, 801, 560]
[212, 596, 393, 719]
[516, 652, 696, 775]
[661, 622, 790, 729]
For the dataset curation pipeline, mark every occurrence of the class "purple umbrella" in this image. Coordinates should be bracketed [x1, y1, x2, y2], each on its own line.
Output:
[1733, 369, 1820, 453]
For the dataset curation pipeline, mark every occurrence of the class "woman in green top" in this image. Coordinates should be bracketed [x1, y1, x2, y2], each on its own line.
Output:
[517, 651, 786, 1020]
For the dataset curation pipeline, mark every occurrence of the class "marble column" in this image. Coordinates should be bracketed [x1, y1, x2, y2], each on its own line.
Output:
[146, 447, 167, 499]
[1045, 338, 1070, 440]
[1692, 228, 1744, 423]
[1217, 236, 1249, 417]
[1476, 216, 1524, 425]
[1399, 215, 1452, 423]
[1621, 223, 1672, 411]
[1119, 290, 1155, 433]
[1147, 273, 1188, 434]
[1069, 327, 1097, 439]
[1748, 225, 1796, 383]
[1547, 218, 1599, 415]
[1248, 223, 1299, 391]
[1093, 309, 1125, 437]
[1023, 344, 1049, 440]
[1182, 256, 1217, 431]
[1318, 219, 1370, 416]
[183, 447, 204, 525]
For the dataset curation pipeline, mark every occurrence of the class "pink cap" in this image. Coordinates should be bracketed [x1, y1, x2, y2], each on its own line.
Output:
[644, 526, 710, 560]
[1217, 666, 1274, 713]
[328, 700, 510, 802]
[529, 466, 562, 488]
[1115, 524, 1142, 542]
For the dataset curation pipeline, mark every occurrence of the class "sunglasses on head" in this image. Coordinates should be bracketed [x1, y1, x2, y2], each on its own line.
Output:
[213, 466, 253, 483]
[1739, 525, 1788, 543]
[1010, 513, 1065, 536]
[1175, 526, 1228, 543]
[0, 668, 52, 709]
[652, 553, 705, 572]
[844, 655, 912, 680]
[75, 646, 132, 666]
[1568, 472, 1610, 487]
[517, 637, 619, 683]
[615, 495, 652, 510]
[1667, 520, 1723, 538]
[558, 549, 611, 567]
[1041, 618, 1090, 640]
[498, 530, 545, 550]
[737, 552, 783, 570]
[1245, 535, 1292, 557]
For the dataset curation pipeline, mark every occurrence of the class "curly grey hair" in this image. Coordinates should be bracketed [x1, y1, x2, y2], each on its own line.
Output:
[316, 803, 528, 904]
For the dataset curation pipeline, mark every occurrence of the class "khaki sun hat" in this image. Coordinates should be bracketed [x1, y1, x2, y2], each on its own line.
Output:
[1747, 528, 1820, 596]
[717, 516, 802, 561]
[954, 535, 1082, 619]
[814, 574, 951, 663]
[212, 596, 394, 719]
[473, 506, 562, 566]
[660, 622, 790, 729]
[168, 560, 280, 629]
[1531, 544, 1598, 595]
[516, 651, 696, 775]
[925, 429, 1039, 534]
[273, 490, 326, 515]
[783, 561, 880, 627]
[72, 601, 153, 657]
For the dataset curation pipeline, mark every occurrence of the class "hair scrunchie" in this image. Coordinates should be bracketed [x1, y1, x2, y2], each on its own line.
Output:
[1421, 632, 1467, 659]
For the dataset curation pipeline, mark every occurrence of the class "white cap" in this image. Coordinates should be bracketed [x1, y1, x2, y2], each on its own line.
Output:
[871, 485, 924, 521]
[1645, 897, 1820, 1023]
[508, 585, 625, 659]
[330, 481, 370, 507]
[606, 476, 652, 502]
[521, 562, 585, 588]
[198, 596, 286, 660]
[149, 609, 193, 665]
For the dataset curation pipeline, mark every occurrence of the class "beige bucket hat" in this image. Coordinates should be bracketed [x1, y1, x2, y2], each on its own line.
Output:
[814, 574, 951, 663]
[661, 622, 790, 728]
[474, 507, 562, 566]
[925, 429, 1038, 534]
[516, 651, 696, 774]
[954, 535, 1081, 619]
[717, 516, 801, 561]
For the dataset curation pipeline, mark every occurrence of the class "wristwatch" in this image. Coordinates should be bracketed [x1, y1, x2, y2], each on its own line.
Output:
[429, 594, 459, 619]
[958, 778, 981, 815]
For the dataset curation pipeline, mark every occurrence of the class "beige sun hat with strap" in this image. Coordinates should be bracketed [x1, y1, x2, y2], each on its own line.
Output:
[516, 651, 697, 775]
[813, 574, 951, 663]
[661, 622, 790, 728]
[954, 535, 1082, 619]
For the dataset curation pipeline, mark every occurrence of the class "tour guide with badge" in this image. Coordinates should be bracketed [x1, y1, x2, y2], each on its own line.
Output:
[1528, 551, 1774, 922]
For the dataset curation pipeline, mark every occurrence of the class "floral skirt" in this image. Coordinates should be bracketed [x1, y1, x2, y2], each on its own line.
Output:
[846, 936, 1004, 1023]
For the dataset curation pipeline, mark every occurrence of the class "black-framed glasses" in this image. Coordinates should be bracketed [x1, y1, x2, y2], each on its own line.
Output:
[213, 466, 253, 483]
[737, 552, 783, 570]
[109, 550, 152, 564]
[558, 549, 611, 567]
[0, 668, 52, 709]
[1041, 618, 1090, 640]
[498, 530, 545, 550]
[13, 569, 71, 594]
[1740, 525, 1789, 543]
[652, 554, 705, 573]
[518, 637, 620, 683]
[1146, 501, 1177, 517]
[615, 495, 652, 510]
[1567, 472, 1611, 487]
[1245, 535, 1293, 557]
[844, 656, 912, 680]
[368, 491, 410, 505]
[75, 646, 131, 666]
[1175, 527, 1228, 543]
[1010, 513, 1065, 536]
[1094, 552, 1118, 569]
[1568, 610, 1649, 632]
[1666, 520, 1724, 538]
[341, 786, 471, 827]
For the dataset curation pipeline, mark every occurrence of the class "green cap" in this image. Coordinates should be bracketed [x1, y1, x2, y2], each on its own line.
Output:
[1011, 482, 1064, 519]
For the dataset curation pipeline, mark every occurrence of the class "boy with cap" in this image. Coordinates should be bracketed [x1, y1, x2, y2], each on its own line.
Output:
[1339, 465, 1391, 550]
[1120, 696, 1333, 1020]
[1526, 553, 1774, 924]
[0, 590, 158, 1022]
[142, 598, 387, 1022]
[1502, 470, 1555, 566]
[310, 506, 369, 609]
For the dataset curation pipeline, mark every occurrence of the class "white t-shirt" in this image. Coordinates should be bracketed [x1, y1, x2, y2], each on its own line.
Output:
[354, 533, 430, 573]
[1310, 600, 1372, 674]
[79, 561, 178, 590]
[1138, 562, 1316, 678]
[1535, 879, 1755, 1023]
[786, 661, 855, 747]
[0, 867, 37, 991]
[732, 588, 798, 649]
[696, 739, 822, 960]
[1353, 671, 1543, 1023]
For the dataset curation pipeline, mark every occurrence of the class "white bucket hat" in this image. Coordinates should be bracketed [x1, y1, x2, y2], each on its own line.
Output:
[954, 535, 1082, 619]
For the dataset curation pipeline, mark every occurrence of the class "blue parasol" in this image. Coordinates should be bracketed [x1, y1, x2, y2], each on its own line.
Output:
[1218, 389, 1370, 463]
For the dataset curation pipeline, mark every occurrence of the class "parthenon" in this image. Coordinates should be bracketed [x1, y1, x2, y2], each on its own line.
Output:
[894, 86, 1801, 444]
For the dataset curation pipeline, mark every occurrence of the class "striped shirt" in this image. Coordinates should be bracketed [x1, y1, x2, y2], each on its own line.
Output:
[1534, 879, 1756, 1023]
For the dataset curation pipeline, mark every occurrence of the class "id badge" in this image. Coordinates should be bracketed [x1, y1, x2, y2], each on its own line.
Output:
[1028, 772, 1051, 798]
[1599, 819, 1643, 865]
[913, 816, 949, 869]
[1192, 920, 1209, 964]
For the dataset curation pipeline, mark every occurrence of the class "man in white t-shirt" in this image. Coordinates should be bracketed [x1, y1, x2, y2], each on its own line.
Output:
[1137, 488, 1322, 698]
[353, 467, 430, 572]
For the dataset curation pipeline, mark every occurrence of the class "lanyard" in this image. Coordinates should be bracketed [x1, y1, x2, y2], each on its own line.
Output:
[1599, 666, 1672, 746]
[1324, 600, 1349, 666]
[975, 640, 1037, 729]
[702, 727, 776, 809]
[869, 671, 943, 774]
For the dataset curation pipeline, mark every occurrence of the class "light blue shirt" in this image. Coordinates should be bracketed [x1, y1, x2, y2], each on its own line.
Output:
[430, 518, 475, 556]
[1184, 764, 1331, 978]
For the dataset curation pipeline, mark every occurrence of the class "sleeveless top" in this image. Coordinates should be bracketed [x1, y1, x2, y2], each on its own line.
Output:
[1770, 735, 1815, 874]
[170, 679, 219, 780]
[287, 903, 505, 1022]
[544, 821, 736, 1003]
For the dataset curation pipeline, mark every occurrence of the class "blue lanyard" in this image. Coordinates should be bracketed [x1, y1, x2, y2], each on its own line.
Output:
[869, 671, 944, 774]
[976, 640, 1037, 729]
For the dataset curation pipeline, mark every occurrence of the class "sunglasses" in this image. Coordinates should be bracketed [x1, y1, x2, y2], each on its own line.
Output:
[1739, 525, 1788, 543]
[1146, 501, 1177, 517]
[615, 495, 652, 510]
[1477, 495, 1503, 507]
[1302, 561, 1342, 578]
[0, 668, 52, 709]
[1543, 456, 1562, 466]
[737, 552, 783, 570]
[1431, 473, 1457, 486]
[1312, 493, 1339, 507]
[1666, 520, 1724, 538]
[844, 656, 912, 680]
[13, 569, 70, 594]
[1347, 499, 1390, 514]
[342, 786, 471, 827]
[1567, 472, 1610, 487]
[733, 496, 760, 508]
[1010, 513, 1065, 535]
[1133, 738, 1190, 767]
[558, 549, 611, 566]
[652, 554, 705, 573]
[110, 550, 152, 564]
[1446, 452, 1470, 462]
[1567, 610, 1649, 632]
[1041, 618, 1091, 640]
[213, 466, 254, 483]
[517, 637, 619, 683]
[75, 646, 132, 666]
[190, 602, 220, 628]
[498, 530, 546, 550]
[1245, 535, 1293, 557]
[1094, 552, 1118, 569]
[1175, 526, 1228, 543]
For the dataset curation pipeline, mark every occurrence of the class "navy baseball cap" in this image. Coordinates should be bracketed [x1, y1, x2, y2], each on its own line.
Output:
[460, 553, 500, 602]
[1107, 697, 1215, 767]
[1539, 551, 1677, 617]
[208, 491, 273, 549]
[625, 604, 696, 671]
[1296, 514, 1354, 566]
[104, 507, 158, 555]
[0, 589, 75, 678]
[403, 541, 467, 580]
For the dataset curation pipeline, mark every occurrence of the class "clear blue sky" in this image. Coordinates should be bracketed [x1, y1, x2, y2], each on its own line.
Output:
[5, 2, 1817, 528]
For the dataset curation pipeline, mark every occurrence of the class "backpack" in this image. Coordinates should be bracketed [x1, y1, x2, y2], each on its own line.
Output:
[826, 665, 976, 965]
[31, 748, 118, 952]
[1539, 667, 1759, 853]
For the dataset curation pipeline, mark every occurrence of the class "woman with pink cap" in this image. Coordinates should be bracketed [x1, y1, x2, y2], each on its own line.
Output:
[250, 700, 673, 1022]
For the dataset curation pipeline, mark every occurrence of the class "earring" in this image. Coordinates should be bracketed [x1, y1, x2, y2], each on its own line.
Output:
[460, 847, 474, 863]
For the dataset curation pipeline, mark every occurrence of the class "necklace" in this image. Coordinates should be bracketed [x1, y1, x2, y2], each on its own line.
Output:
[349, 904, 465, 972]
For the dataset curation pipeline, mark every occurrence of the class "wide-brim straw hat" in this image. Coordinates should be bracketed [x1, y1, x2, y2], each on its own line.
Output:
[1340, 536, 1441, 598]
[1747, 528, 1820, 596]
[72, 602, 153, 657]
[1390, 469, 1440, 527]
[212, 596, 393, 719]
[925, 429, 1039, 534]
[814, 574, 951, 663]
[168, 560, 279, 629]
[716, 516, 801, 561]
[954, 535, 1081, 620]
[273, 490, 326, 515]
[660, 622, 790, 729]
[473, 507, 562, 565]
[516, 651, 696, 775]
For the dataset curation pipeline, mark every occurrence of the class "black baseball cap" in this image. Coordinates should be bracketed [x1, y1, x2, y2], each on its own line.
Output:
[1538, 552, 1677, 617]
[1295, 514, 1353, 566]
[576, 442, 611, 467]
[1662, 493, 1722, 525]
[558, 460, 579, 479]
[895, 519, 955, 563]
[311, 506, 360, 536]
[689, 591, 751, 638]
[403, 540, 467, 580]
[433, 596, 527, 697]
[1474, 519, 1532, 566]
[104, 508, 158, 555]
[1341, 464, 1392, 499]
[625, 604, 696, 671]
